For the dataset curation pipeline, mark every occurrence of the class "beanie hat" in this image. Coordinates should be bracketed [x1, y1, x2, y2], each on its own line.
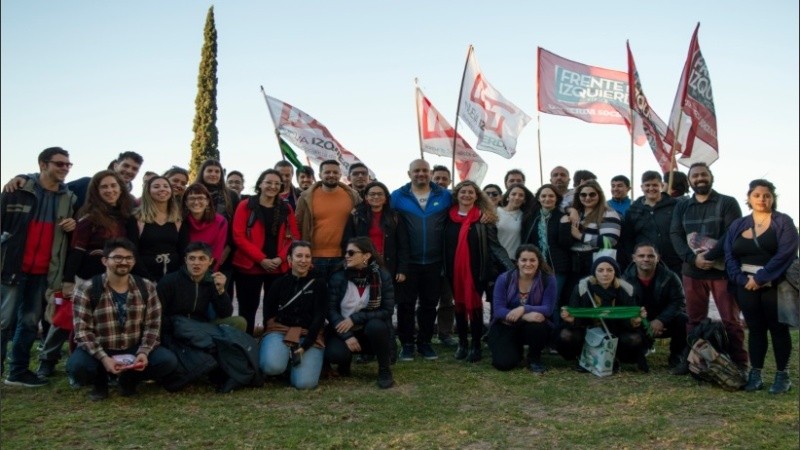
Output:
[591, 255, 621, 277]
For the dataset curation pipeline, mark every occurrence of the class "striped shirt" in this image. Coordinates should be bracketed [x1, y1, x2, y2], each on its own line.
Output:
[73, 273, 161, 361]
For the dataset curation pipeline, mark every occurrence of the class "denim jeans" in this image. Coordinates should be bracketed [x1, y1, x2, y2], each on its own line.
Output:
[311, 257, 343, 282]
[259, 331, 323, 390]
[1, 274, 47, 376]
[67, 346, 178, 387]
[38, 325, 71, 363]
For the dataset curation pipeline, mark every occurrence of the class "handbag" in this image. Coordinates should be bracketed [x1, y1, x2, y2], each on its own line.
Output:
[51, 291, 74, 331]
[777, 259, 800, 328]
[578, 296, 617, 377]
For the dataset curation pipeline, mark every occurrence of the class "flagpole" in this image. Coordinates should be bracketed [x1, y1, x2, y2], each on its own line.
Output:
[536, 114, 544, 186]
[666, 112, 684, 194]
[260, 85, 286, 162]
[414, 79, 424, 159]
[629, 109, 635, 199]
[451, 45, 473, 183]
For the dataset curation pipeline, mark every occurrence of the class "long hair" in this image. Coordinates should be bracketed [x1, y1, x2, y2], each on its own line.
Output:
[514, 244, 553, 276]
[135, 176, 182, 224]
[347, 236, 385, 268]
[78, 170, 132, 232]
[572, 180, 609, 227]
[746, 179, 778, 211]
[196, 159, 235, 218]
[357, 181, 396, 225]
[453, 180, 497, 223]
[502, 183, 537, 221]
[252, 169, 290, 236]
[534, 184, 563, 211]
[182, 183, 217, 222]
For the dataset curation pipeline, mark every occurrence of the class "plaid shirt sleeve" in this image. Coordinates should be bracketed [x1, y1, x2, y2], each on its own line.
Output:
[136, 278, 161, 356]
[72, 278, 109, 361]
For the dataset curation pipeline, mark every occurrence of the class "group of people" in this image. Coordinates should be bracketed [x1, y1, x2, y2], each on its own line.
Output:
[1, 147, 796, 401]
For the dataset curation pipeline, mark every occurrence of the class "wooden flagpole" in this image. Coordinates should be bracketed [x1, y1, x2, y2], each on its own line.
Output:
[451, 45, 473, 183]
[536, 114, 544, 186]
[629, 109, 635, 199]
[666, 112, 685, 194]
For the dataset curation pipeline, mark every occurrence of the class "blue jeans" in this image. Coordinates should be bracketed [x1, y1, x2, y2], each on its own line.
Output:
[1, 274, 47, 376]
[311, 257, 343, 282]
[67, 346, 178, 387]
[259, 331, 323, 390]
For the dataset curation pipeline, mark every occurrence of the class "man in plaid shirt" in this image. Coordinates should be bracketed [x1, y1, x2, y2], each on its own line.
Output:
[67, 237, 177, 401]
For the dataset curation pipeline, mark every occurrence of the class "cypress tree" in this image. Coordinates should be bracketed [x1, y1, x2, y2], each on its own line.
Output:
[189, 6, 219, 180]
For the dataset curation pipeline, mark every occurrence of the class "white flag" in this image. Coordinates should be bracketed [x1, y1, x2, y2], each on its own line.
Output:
[457, 46, 531, 159]
[262, 91, 372, 177]
[416, 87, 487, 185]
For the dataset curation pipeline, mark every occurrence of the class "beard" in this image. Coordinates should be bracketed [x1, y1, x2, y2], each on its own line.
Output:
[322, 178, 339, 189]
[692, 182, 712, 195]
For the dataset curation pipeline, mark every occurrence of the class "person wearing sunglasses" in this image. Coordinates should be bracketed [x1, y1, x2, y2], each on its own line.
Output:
[482, 184, 503, 209]
[560, 180, 621, 312]
[326, 237, 396, 388]
[1, 147, 77, 386]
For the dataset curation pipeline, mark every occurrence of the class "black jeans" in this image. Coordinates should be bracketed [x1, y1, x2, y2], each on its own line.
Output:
[489, 320, 552, 371]
[737, 285, 791, 371]
[396, 263, 442, 346]
[555, 324, 648, 363]
[234, 272, 281, 335]
[325, 319, 392, 369]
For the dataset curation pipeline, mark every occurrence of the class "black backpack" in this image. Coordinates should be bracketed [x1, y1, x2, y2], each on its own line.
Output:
[686, 318, 745, 391]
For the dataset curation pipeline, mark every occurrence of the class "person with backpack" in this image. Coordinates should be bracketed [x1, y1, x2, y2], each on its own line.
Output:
[488, 244, 556, 374]
[67, 238, 177, 401]
[724, 179, 798, 394]
[231, 169, 299, 335]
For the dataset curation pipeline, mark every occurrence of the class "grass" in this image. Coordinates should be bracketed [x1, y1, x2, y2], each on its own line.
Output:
[1, 333, 798, 450]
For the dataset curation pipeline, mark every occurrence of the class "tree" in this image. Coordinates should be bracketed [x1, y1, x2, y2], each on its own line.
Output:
[189, 6, 219, 180]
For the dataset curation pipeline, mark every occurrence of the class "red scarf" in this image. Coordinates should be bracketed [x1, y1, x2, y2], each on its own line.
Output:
[449, 205, 482, 315]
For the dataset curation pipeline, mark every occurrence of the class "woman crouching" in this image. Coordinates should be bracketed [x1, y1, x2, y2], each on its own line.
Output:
[489, 244, 556, 373]
[259, 241, 327, 389]
[326, 237, 395, 389]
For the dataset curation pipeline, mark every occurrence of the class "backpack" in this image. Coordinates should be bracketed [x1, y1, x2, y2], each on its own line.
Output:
[89, 274, 150, 309]
[686, 319, 745, 391]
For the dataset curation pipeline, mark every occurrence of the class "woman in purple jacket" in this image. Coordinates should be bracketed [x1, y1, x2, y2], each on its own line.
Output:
[489, 244, 556, 373]
[725, 179, 798, 394]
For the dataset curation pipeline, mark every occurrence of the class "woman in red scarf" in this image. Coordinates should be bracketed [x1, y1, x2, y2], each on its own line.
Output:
[443, 181, 514, 362]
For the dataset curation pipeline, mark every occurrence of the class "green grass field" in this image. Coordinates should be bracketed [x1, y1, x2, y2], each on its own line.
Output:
[1, 334, 798, 450]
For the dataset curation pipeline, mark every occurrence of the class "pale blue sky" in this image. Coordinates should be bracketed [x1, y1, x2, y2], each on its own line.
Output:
[2, 1, 798, 219]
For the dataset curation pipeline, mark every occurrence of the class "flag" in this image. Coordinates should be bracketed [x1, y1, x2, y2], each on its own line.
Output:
[416, 87, 487, 185]
[666, 23, 719, 167]
[261, 89, 373, 177]
[278, 136, 304, 170]
[627, 42, 673, 173]
[537, 47, 646, 145]
[457, 46, 531, 159]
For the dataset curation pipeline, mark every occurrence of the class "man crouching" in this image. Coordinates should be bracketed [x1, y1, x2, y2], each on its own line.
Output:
[67, 238, 177, 401]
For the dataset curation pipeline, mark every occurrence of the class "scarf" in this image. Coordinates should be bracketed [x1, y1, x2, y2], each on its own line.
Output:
[345, 261, 382, 310]
[505, 270, 544, 307]
[449, 205, 482, 314]
[537, 209, 552, 261]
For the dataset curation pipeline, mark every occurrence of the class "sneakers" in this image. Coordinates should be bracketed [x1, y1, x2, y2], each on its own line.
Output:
[377, 366, 394, 389]
[217, 377, 242, 394]
[528, 361, 547, 374]
[438, 335, 459, 347]
[89, 384, 109, 401]
[417, 343, 438, 360]
[36, 360, 56, 379]
[769, 371, 791, 394]
[399, 344, 416, 362]
[465, 347, 482, 363]
[4, 370, 48, 387]
[670, 357, 690, 376]
[744, 369, 764, 392]
[454, 346, 468, 360]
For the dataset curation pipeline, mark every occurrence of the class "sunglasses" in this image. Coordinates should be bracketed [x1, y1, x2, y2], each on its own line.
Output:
[485, 191, 500, 197]
[345, 250, 363, 257]
[579, 192, 598, 199]
[48, 161, 73, 169]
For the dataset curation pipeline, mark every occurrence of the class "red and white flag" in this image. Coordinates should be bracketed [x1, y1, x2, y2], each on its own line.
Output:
[627, 42, 673, 173]
[416, 87, 487, 185]
[262, 91, 373, 177]
[537, 47, 645, 145]
[457, 46, 531, 159]
[666, 23, 719, 167]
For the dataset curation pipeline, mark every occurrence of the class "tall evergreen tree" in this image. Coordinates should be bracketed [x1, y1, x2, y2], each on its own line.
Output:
[189, 6, 219, 180]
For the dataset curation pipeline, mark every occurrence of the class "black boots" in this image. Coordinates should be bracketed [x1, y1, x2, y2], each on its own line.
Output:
[377, 365, 394, 389]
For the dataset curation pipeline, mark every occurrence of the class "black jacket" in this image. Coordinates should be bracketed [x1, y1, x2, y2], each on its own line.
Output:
[522, 208, 572, 273]
[327, 267, 395, 341]
[443, 216, 515, 294]
[621, 193, 680, 273]
[264, 273, 328, 351]
[622, 261, 686, 324]
[345, 204, 410, 276]
[568, 277, 638, 334]
[157, 266, 234, 334]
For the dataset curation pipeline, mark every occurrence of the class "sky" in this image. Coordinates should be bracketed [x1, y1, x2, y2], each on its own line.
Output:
[2, 1, 798, 220]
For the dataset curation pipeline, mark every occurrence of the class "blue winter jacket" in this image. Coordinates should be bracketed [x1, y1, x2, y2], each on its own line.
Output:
[390, 182, 452, 265]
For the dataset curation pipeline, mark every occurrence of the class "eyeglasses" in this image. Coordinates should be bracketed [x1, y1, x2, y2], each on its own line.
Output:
[186, 196, 209, 204]
[579, 192, 598, 199]
[367, 192, 385, 198]
[350, 171, 369, 177]
[345, 250, 363, 257]
[108, 255, 135, 263]
[47, 161, 73, 169]
[485, 191, 500, 197]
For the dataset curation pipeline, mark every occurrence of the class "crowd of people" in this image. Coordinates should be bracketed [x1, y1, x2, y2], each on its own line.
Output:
[1, 147, 797, 401]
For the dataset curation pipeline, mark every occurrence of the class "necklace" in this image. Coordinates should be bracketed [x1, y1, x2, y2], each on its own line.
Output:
[754, 214, 770, 227]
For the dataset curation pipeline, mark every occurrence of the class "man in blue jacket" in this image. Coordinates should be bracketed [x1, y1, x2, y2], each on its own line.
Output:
[390, 159, 452, 361]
